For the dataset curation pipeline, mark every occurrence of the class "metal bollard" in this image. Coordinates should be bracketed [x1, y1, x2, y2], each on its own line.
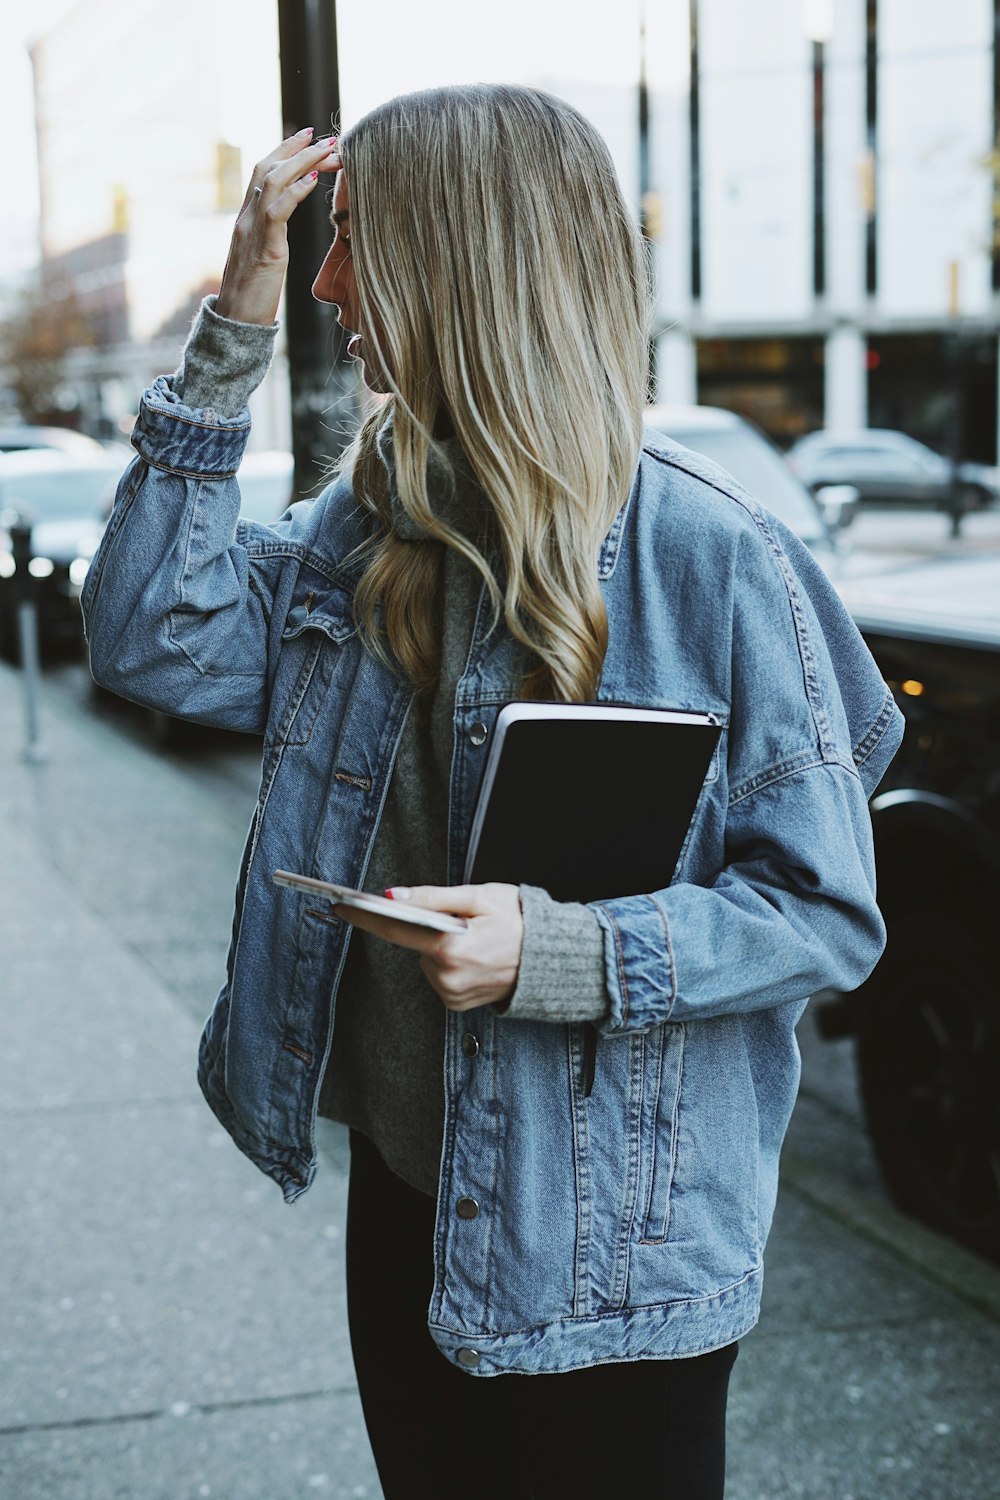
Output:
[10, 517, 49, 764]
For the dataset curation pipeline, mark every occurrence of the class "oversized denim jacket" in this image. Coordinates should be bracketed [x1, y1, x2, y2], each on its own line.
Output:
[82, 377, 904, 1375]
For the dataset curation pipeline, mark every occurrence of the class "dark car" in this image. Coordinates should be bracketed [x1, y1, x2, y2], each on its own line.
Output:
[0, 448, 129, 657]
[787, 427, 1000, 510]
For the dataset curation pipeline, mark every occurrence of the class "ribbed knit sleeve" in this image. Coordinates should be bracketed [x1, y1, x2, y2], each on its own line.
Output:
[500, 884, 611, 1023]
[172, 295, 279, 418]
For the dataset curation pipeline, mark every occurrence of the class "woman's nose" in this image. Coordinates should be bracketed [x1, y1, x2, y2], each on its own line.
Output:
[311, 244, 347, 305]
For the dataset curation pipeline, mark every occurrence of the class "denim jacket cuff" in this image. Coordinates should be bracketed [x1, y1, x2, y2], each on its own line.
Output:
[130, 373, 252, 480]
[589, 893, 676, 1033]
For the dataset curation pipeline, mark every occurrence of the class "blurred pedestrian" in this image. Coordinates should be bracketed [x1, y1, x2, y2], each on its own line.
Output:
[83, 84, 903, 1500]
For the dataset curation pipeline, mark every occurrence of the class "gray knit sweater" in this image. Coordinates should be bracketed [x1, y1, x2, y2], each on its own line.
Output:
[175, 297, 611, 1195]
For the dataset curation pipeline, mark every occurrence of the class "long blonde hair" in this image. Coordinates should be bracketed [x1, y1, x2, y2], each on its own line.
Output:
[338, 84, 652, 700]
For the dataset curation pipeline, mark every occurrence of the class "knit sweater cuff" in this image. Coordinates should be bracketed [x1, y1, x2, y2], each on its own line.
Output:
[172, 295, 279, 418]
[500, 885, 610, 1023]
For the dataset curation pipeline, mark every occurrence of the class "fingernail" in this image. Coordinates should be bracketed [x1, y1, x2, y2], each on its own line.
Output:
[387, 886, 412, 900]
[298, 125, 314, 137]
[309, 170, 318, 180]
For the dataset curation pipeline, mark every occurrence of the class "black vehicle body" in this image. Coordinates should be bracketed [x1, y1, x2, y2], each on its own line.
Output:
[817, 569, 1000, 1264]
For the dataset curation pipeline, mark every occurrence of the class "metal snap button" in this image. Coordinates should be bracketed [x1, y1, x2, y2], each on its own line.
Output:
[456, 1197, 480, 1220]
[456, 1348, 481, 1368]
[461, 1032, 480, 1057]
[469, 721, 488, 746]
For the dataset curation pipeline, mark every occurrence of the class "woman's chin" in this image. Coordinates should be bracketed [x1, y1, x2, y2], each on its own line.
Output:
[348, 334, 390, 394]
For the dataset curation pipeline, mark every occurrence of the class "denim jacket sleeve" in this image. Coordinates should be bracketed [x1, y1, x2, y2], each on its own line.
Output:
[81, 377, 330, 732]
[589, 510, 905, 1034]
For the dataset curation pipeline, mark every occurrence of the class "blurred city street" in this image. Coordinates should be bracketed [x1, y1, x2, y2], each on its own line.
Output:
[3, 0, 1000, 1495]
[1, 521, 999, 1498]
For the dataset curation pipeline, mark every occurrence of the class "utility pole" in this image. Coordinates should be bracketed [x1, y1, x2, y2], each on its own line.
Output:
[277, 0, 356, 499]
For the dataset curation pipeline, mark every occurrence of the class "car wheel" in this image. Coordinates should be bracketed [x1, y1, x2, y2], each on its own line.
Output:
[857, 908, 1000, 1264]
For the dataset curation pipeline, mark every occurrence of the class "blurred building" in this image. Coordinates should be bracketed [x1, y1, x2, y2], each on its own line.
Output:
[649, 0, 1000, 461]
[29, 0, 290, 448]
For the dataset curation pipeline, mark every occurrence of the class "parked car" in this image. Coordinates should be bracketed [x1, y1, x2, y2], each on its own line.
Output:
[0, 423, 107, 458]
[787, 427, 1000, 510]
[0, 448, 129, 658]
[649, 403, 1000, 1264]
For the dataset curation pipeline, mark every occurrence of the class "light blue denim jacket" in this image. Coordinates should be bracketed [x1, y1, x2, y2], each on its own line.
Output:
[82, 378, 903, 1375]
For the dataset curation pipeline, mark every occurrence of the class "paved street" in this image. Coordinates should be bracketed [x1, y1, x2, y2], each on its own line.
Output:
[2, 635, 999, 1499]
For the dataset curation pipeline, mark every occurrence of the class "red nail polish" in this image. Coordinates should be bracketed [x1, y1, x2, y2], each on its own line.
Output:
[384, 889, 395, 899]
[309, 170, 319, 180]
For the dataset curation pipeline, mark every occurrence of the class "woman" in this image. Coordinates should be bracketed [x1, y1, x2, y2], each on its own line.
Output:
[83, 85, 903, 1499]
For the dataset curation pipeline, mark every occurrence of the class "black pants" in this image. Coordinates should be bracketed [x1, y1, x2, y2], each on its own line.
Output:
[346, 1129, 738, 1500]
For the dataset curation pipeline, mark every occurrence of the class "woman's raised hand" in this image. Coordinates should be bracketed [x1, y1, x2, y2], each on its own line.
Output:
[215, 128, 341, 327]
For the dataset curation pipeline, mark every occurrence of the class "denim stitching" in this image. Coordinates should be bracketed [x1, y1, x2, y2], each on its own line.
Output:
[729, 752, 849, 807]
[140, 403, 250, 433]
[853, 688, 897, 768]
[649, 894, 677, 1022]
[133, 454, 241, 481]
[597, 906, 630, 1028]
[645, 444, 835, 757]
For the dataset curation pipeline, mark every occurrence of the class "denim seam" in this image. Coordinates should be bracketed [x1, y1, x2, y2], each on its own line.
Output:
[728, 752, 860, 807]
[599, 906, 630, 1028]
[640, 1022, 685, 1245]
[569, 1028, 593, 1319]
[133, 454, 242, 481]
[645, 446, 834, 756]
[80, 461, 145, 621]
[649, 894, 677, 1021]
[428, 1258, 763, 1341]
[639, 1025, 665, 1232]
[141, 404, 251, 434]
[852, 688, 897, 769]
[164, 481, 261, 680]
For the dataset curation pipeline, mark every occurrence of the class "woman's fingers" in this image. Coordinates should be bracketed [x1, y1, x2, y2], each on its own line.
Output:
[215, 133, 340, 326]
[241, 128, 336, 205]
[256, 137, 340, 198]
[252, 141, 341, 231]
[334, 884, 524, 1013]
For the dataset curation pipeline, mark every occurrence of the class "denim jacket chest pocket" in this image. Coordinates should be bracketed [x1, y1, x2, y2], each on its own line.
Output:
[265, 594, 356, 749]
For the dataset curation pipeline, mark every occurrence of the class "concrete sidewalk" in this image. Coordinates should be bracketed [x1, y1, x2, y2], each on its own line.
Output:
[0, 665, 377, 1498]
[1, 658, 999, 1499]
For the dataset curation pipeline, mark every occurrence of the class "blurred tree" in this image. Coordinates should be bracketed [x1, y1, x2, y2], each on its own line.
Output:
[0, 277, 96, 426]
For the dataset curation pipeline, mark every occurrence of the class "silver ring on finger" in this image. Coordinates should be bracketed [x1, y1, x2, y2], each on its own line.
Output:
[253, 185, 264, 200]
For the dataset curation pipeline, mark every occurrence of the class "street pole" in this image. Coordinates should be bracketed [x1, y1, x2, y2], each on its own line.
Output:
[277, 0, 356, 500]
[11, 517, 49, 765]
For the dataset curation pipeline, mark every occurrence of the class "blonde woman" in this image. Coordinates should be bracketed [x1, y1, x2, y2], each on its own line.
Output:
[84, 85, 903, 1499]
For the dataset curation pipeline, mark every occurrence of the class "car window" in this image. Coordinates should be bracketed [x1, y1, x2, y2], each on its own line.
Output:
[659, 424, 827, 544]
